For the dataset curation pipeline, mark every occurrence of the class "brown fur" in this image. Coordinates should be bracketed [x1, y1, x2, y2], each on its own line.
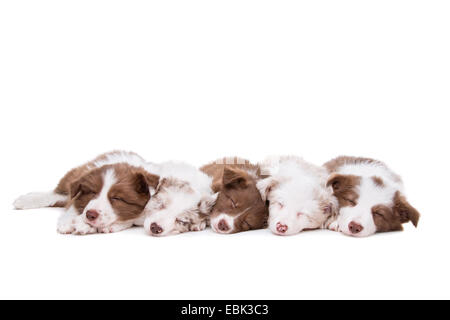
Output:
[53, 152, 159, 221]
[326, 173, 361, 208]
[69, 164, 159, 221]
[371, 176, 385, 187]
[325, 156, 420, 233]
[392, 191, 420, 227]
[200, 158, 269, 233]
[54, 151, 141, 202]
[324, 156, 402, 183]
[371, 192, 420, 232]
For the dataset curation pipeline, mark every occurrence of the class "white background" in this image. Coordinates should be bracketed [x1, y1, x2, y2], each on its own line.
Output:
[1, 1, 449, 300]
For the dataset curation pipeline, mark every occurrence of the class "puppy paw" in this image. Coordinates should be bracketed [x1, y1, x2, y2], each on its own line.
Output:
[328, 221, 339, 232]
[98, 223, 131, 234]
[58, 220, 96, 235]
[57, 223, 75, 234]
[72, 224, 97, 235]
[191, 221, 207, 232]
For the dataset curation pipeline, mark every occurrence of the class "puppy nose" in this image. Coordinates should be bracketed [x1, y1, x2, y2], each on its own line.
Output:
[86, 210, 99, 221]
[217, 219, 229, 232]
[276, 222, 288, 234]
[348, 221, 364, 234]
[150, 223, 163, 235]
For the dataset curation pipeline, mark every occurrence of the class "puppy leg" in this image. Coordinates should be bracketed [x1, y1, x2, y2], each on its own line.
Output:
[57, 206, 97, 235]
[327, 220, 339, 232]
[98, 221, 134, 234]
[14, 191, 68, 209]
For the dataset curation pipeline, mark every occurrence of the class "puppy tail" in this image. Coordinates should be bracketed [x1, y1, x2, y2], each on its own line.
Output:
[13, 191, 68, 210]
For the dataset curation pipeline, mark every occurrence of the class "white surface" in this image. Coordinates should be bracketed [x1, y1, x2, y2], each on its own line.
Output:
[0, 1, 449, 299]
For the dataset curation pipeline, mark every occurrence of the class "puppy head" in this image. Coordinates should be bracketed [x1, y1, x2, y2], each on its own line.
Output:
[209, 166, 268, 234]
[143, 177, 217, 236]
[327, 174, 420, 237]
[258, 175, 337, 236]
[70, 164, 159, 228]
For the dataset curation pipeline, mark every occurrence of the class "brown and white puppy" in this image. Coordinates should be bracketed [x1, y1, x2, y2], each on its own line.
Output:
[14, 151, 159, 235]
[200, 157, 269, 234]
[257, 156, 338, 236]
[324, 156, 420, 237]
[142, 161, 217, 236]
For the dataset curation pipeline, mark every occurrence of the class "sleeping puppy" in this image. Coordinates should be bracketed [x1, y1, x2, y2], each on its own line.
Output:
[257, 156, 338, 236]
[142, 161, 217, 236]
[200, 157, 269, 234]
[14, 151, 159, 235]
[324, 156, 420, 237]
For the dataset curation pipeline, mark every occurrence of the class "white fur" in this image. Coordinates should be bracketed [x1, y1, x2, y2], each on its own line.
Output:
[57, 205, 97, 235]
[210, 208, 251, 234]
[93, 151, 147, 169]
[13, 192, 68, 210]
[81, 168, 118, 228]
[332, 161, 404, 237]
[142, 161, 215, 236]
[258, 156, 337, 236]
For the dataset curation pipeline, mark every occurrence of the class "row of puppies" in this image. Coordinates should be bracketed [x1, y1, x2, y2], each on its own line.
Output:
[13, 151, 420, 237]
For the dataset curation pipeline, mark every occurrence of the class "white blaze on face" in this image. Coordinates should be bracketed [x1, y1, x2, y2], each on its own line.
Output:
[209, 208, 251, 234]
[210, 213, 234, 234]
[83, 169, 118, 228]
[336, 176, 400, 237]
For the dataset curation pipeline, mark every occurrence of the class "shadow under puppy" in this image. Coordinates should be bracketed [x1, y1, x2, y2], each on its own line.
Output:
[257, 156, 338, 236]
[14, 151, 160, 235]
[200, 157, 269, 234]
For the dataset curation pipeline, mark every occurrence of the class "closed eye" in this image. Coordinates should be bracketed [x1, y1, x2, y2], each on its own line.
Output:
[176, 219, 190, 226]
[226, 196, 237, 209]
[344, 198, 356, 206]
[111, 197, 144, 208]
[373, 211, 386, 220]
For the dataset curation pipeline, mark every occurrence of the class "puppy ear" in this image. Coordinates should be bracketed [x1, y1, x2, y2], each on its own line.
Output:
[326, 173, 360, 194]
[393, 191, 420, 227]
[134, 170, 160, 195]
[69, 179, 83, 199]
[198, 193, 219, 214]
[223, 166, 249, 188]
[256, 177, 278, 202]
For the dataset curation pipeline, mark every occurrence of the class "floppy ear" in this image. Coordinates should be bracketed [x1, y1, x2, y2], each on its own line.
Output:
[69, 179, 83, 199]
[223, 166, 249, 188]
[393, 191, 420, 227]
[256, 177, 278, 202]
[134, 170, 160, 195]
[198, 193, 219, 214]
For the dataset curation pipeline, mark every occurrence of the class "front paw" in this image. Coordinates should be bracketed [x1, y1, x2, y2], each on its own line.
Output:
[98, 223, 131, 234]
[72, 224, 97, 235]
[191, 221, 207, 232]
[328, 221, 339, 232]
[57, 223, 75, 234]
[58, 221, 96, 235]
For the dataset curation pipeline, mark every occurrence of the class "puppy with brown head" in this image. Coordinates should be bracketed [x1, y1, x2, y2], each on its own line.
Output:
[200, 157, 269, 234]
[324, 156, 420, 237]
[14, 151, 159, 234]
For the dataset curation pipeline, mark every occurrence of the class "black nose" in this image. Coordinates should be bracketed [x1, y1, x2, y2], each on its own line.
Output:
[150, 223, 163, 235]
[86, 210, 99, 221]
[348, 221, 364, 234]
[218, 219, 229, 232]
